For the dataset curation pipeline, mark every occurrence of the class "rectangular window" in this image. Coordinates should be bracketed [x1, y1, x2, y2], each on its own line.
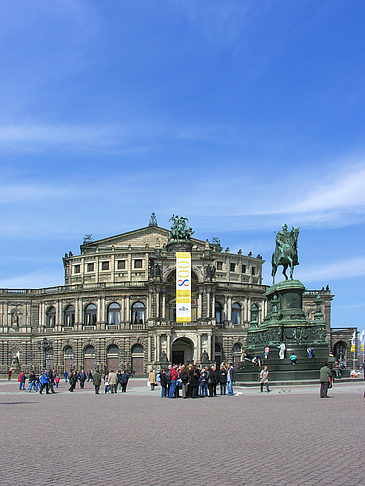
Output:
[101, 261, 109, 271]
[87, 263, 94, 272]
[252, 267, 256, 275]
[74, 264, 80, 274]
[242, 264, 246, 273]
[117, 260, 126, 270]
[230, 263, 236, 272]
[217, 261, 223, 270]
[134, 259, 143, 269]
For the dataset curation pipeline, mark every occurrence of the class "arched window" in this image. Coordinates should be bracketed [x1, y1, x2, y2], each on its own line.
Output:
[107, 344, 119, 355]
[64, 305, 75, 327]
[108, 302, 120, 325]
[84, 345, 96, 356]
[64, 345, 73, 357]
[131, 343, 144, 354]
[46, 306, 56, 328]
[215, 302, 222, 324]
[232, 303, 241, 325]
[132, 302, 145, 324]
[84, 304, 97, 326]
[233, 343, 242, 353]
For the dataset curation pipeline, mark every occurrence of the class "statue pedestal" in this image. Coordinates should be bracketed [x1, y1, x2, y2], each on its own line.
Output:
[166, 241, 193, 253]
[238, 279, 329, 382]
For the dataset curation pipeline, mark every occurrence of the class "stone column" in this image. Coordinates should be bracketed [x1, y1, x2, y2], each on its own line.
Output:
[207, 334, 212, 360]
[97, 298, 102, 327]
[156, 335, 160, 362]
[247, 297, 251, 322]
[224, 296, 228, 322]
[212, 334, 216, 363]
[121, 297, 125, 328]
[162, 290, 166, 319]
[212, 293, 216, 322]
[166, 334, 171, 361]
[197, 334, 201, 362]
[228, 297, 232, 326]
[156, 291, 160, 318]
[125, 296, 130, 324]
[198, 292, 202, 319]
[147, 336, 152, 362]
[206, 291, 210, 318]
[148, 291, 152, 320]
[75, 298, 79, 325]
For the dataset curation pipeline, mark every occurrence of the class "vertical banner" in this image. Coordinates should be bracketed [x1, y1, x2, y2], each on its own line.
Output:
[176, 252, 191, 322]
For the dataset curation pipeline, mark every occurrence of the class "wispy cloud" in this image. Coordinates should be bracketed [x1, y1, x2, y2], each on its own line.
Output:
[296, 256, 365, 283]
[0, 269, 63, 289]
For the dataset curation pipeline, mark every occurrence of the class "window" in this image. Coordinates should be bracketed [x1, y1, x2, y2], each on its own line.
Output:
[131, 301, 145, 324]
[131, 343, 144, 354]
[215, 302, 222, 324]
[108, 302, 120, 325]
[233, 343, 242, 353]
[87, 263, 94, 272]
[74, 265, 80, 274]
[101, 261, 109, 271]
[216, 261, 223, 271]
[64, 305, 75, 327]
[133, 259, 143, 269]
[242, 264, 246, 273]
[252, 266, 256, 275]
[230, 262, 236, 272]
[232, 303, 241, 325]
[107, 344, 119, 355]
[117, 260, 126, 270]
[46, 306, 56, 328]
[84, 304, 97, 326]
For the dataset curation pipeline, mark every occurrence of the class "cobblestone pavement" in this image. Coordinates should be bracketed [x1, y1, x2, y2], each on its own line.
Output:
[1, 379, 364, 486]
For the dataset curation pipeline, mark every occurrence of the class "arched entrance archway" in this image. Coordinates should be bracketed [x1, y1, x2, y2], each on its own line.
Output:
[334, 341, 347, 361]
[64, 346, 73, 372]
[131, 344, 144, 376]
[172, 337, 194, 365]
[106, 344, 119, 372]
[84, 345, 96, 372]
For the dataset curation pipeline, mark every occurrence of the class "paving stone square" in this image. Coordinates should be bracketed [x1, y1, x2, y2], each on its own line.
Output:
[0, 379, 364, 486]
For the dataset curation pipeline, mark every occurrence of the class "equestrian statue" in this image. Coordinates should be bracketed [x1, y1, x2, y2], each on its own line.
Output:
[271, 224, 299, 284]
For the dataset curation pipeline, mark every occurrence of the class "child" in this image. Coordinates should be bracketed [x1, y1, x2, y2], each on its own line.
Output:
[55, 375, 60, 388]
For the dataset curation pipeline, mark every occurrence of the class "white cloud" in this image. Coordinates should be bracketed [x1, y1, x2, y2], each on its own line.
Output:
[0, 269, 63, 289]
[296, 256, 365, 283]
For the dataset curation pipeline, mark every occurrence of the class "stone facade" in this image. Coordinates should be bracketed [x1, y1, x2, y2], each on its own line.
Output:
[0, 223, 352, 375]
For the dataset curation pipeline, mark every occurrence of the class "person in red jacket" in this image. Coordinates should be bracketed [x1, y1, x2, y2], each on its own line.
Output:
[168, 365, 179, 398]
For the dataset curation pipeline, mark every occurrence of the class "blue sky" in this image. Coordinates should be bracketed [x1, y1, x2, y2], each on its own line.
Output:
[0, 0, 364, 329]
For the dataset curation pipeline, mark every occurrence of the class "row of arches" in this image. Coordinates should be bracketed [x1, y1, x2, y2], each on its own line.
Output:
[46, 301, 260, 327]
[46, 302, 146, 327]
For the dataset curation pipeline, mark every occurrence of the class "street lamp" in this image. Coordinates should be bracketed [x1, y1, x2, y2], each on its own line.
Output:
[37, 337, 53, 370]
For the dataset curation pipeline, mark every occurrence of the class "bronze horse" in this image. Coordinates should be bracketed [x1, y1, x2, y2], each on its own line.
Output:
[271, 227, 299, 284]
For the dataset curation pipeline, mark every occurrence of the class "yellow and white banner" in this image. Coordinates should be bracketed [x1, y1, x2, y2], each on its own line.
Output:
[176, 252, 191, 322]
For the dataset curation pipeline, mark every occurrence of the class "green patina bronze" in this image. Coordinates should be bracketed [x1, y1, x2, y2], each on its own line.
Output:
[168, 214, 194, 242]
[271, 224, 299, 284]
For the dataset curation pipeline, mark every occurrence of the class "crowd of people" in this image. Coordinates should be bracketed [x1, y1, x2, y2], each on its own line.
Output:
[148, 362, 236, 398]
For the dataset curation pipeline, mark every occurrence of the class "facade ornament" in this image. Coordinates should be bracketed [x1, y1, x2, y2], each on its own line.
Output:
[168, 215, 194, 242]
[149, 212, 158, 227]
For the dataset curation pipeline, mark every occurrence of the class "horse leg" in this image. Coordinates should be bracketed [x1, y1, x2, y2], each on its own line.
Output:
[282, 264, 288, 280]
[272, 265, 276, 284]
[288, 258, 293, 279]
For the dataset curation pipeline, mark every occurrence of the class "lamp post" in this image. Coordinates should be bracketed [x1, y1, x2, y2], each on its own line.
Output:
[37, 337, 53, 370]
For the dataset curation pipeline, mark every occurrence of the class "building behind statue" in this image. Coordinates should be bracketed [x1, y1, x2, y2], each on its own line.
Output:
[0, 215, 357, 375]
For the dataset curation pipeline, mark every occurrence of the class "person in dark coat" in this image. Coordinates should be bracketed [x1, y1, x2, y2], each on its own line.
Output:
[207, 367, 216, 397]
[68, 370, 78, 392]
[189, 365, 200, 398]
[93, 369, 101, 394]
[217, 365, 227, 395]
[159, 369, 168, 398]
[120, 370, 131, 393]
